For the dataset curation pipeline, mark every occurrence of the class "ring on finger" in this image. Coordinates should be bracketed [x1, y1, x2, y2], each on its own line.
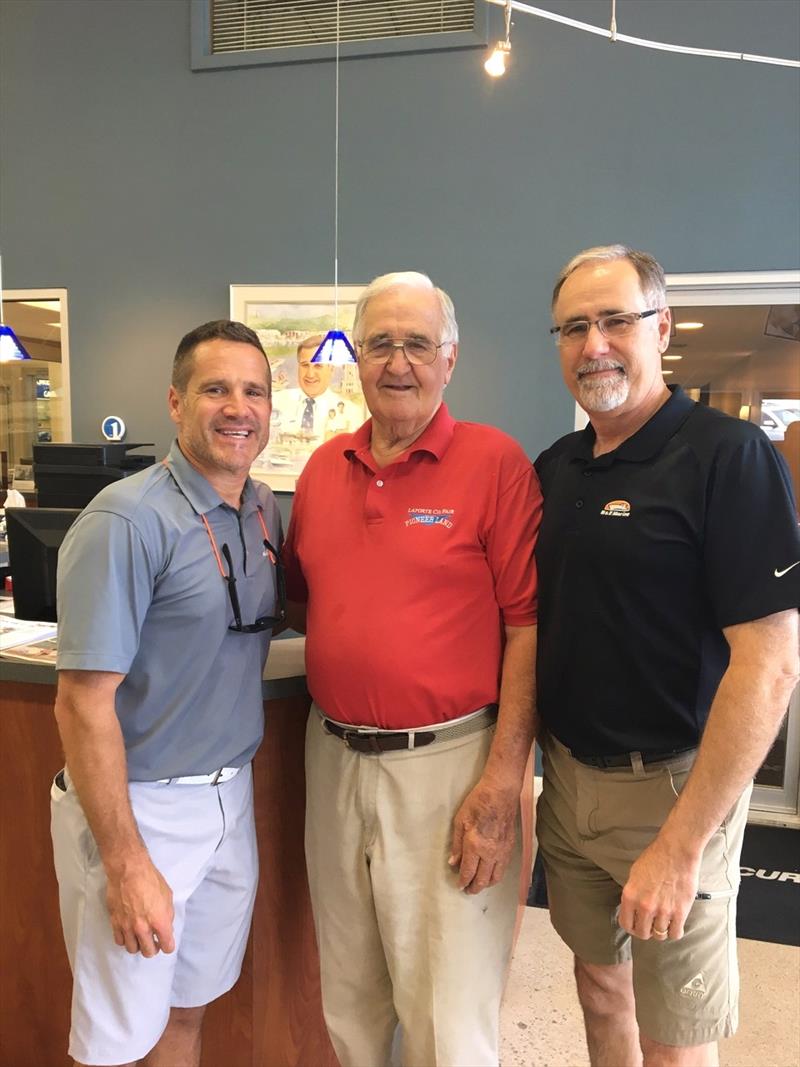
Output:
[653, 925, 670, 937]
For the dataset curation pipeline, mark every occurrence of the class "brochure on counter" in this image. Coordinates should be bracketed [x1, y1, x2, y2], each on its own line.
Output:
[0, 636, 58, 664]
[0, 615, 58, 654]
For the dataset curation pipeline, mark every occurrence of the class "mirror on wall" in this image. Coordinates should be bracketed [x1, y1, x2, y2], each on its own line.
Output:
[0, 289, 72, 491]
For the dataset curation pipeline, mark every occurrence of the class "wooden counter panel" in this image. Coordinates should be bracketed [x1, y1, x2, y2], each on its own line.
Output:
[1, 682, 337, 1067]
[0, 682, 71, 1067]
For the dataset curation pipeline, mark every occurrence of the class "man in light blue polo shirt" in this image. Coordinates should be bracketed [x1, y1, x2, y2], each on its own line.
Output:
[51, 319, 282, 1067]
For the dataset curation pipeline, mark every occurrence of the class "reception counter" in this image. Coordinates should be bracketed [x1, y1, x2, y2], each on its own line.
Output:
[0, 638, 339, 1067]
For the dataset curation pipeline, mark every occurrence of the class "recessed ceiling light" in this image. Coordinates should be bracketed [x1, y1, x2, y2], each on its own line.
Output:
[662, 369, 674, 375]
[46, 322, 61, 329]
[16, 300, 61, 312]
[663, 354, 683, 361]
[675, 321, 704, 330]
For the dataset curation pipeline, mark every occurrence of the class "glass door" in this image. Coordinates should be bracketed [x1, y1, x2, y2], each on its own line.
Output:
[1, 290, 72, 492]
[667, 272, 800, 823]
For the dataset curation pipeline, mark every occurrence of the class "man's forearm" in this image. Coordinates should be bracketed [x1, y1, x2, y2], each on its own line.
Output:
[658, 611, 799, 859]
[55, 675, 147, 875]
[480, 624, 538, 795]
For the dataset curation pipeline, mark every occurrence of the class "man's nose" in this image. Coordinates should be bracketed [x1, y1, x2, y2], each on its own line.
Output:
[581, 322, 611, 356]
[384, 344, 411, 373]
[222, 391, 249, 414]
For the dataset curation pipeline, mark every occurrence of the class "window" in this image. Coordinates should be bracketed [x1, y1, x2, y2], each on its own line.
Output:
[191, 0, 486, 70]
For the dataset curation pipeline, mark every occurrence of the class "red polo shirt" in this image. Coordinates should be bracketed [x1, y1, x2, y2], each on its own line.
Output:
[282, 403, 542, 729]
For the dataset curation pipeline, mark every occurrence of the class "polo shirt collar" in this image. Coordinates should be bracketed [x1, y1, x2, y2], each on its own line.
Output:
[164, 440, 259, 516]
[344, 402, 456, 469]
[573, 386, 695, 466]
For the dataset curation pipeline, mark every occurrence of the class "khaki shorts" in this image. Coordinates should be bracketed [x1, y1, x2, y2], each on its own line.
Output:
[536, 731, 751, 1047]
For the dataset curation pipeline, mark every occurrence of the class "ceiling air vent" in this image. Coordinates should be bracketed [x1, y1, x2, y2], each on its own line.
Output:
[210, 0, 477, 55]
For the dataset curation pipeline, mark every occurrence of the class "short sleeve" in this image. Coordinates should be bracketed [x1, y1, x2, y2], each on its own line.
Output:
[56, 510, 158, 673]
[703, 433, 800, 627]
[486, 456, 543, 627]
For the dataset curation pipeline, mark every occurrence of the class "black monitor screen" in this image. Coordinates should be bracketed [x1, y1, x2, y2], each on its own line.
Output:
[6, 508, 81, 622]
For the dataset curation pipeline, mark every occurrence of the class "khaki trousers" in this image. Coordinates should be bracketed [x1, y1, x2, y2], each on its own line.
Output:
[305, 708, 521, 1067]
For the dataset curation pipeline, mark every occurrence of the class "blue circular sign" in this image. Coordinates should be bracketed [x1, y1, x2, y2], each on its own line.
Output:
[101, 415, 126, 442]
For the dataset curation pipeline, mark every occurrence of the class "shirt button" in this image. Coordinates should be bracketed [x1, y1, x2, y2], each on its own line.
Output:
[583, 470, 592, 477]
[376, 480, 384, 487]
[575, 499, 584, 509]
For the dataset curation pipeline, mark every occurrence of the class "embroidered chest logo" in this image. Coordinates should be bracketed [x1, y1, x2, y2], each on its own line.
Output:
[600, 499, 631, 518]
[405, 507, 455, 529]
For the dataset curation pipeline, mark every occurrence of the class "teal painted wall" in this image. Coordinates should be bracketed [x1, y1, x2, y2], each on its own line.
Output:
[1, 0, 798, 516]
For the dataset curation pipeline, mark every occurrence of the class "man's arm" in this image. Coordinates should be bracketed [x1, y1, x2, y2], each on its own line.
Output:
[449, 623, 538, 894]
[285, 600, 307, 634]
[619, 608, 799, 940]
[54, 669, 175, 957]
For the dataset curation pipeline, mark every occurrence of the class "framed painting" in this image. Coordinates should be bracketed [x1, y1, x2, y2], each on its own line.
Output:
[230, 284, 365, 490]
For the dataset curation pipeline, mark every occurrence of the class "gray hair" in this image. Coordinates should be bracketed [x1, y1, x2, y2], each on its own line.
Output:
[551, 245, 667, 310]
[353, 271, 459, 344]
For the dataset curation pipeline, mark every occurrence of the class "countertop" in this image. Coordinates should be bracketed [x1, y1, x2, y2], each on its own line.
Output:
[0, 634, 308, 700]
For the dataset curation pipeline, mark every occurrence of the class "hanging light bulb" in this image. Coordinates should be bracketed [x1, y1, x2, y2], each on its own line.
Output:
[0, 325, 32, 362]
[484, 2, 512, 77]
[0, 253, 31, 361]
[310, 329, 356, 365]
[310, 0, 357, 367]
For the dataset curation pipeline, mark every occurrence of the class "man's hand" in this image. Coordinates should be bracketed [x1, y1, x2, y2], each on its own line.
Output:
[618, 833, 701, 941]
[106, 855, 175, 957]
[448, 778, 518, 894]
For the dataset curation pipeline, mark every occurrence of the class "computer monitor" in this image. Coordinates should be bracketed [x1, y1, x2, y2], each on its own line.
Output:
[5, 507, 81, 622]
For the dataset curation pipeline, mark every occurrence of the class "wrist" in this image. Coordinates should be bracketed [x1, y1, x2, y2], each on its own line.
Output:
[478, 764, 525, 799]
[654, 822, 705, 864]
[102, 841, 151, 880]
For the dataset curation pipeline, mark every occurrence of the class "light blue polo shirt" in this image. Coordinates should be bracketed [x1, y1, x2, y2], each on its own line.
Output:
[56, 440, 281, 780]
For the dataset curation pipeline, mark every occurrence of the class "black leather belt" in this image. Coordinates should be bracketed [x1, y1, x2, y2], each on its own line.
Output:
[322, 705, 498, 754]
[570, 746, 695, 770]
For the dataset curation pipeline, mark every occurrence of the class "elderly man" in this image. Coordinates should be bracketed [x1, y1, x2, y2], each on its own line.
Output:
[282, 271, 541, 1066]
[535, 246, 800, 1067]
[52, 320, 282, 1067]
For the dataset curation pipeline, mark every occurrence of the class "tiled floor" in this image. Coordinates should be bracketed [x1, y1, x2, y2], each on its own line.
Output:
[500, 907, 800, 1067]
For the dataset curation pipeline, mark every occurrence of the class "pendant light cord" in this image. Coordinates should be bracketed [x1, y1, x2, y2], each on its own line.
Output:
[333, 0, 341, 331]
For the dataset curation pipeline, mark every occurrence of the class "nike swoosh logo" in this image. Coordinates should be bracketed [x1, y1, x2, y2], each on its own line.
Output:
[774, 561, 800, 578]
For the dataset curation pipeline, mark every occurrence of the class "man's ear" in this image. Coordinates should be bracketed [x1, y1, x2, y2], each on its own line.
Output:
[168, 385, 183, 427]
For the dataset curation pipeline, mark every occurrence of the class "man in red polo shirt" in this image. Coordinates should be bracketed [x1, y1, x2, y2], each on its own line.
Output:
[282, 271, 542, 1067]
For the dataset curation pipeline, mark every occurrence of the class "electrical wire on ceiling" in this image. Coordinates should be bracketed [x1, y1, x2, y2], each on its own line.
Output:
[484, 0, 800, 72]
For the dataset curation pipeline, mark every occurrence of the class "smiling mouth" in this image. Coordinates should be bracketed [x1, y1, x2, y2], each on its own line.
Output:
[216, 428, 253, 438]
[577, 364, 625, 382]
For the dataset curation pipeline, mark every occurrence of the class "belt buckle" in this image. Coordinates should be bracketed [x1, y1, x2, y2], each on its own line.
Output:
[344, 730, 382, 753]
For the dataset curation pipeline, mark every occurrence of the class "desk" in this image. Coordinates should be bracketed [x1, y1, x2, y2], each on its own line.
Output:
[0, 638, 339, 1067]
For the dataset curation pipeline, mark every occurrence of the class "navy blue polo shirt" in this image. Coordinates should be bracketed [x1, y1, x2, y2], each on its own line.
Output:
[534, 386, 800, 756]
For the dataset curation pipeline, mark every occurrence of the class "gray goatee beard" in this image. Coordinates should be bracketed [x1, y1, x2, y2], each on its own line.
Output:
[576, 361, 629, 413]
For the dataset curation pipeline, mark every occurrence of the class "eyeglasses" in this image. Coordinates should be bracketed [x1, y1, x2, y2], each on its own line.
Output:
[221, 539, 287, 633]
[357, 337, 453, 366]
[550, 309, 659, 346]
[200, 510, 286, 635]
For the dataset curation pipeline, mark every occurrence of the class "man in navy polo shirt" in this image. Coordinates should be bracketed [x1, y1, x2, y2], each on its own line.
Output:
[535, 245, 799, 1067]
[52, 320, 281, 1067]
